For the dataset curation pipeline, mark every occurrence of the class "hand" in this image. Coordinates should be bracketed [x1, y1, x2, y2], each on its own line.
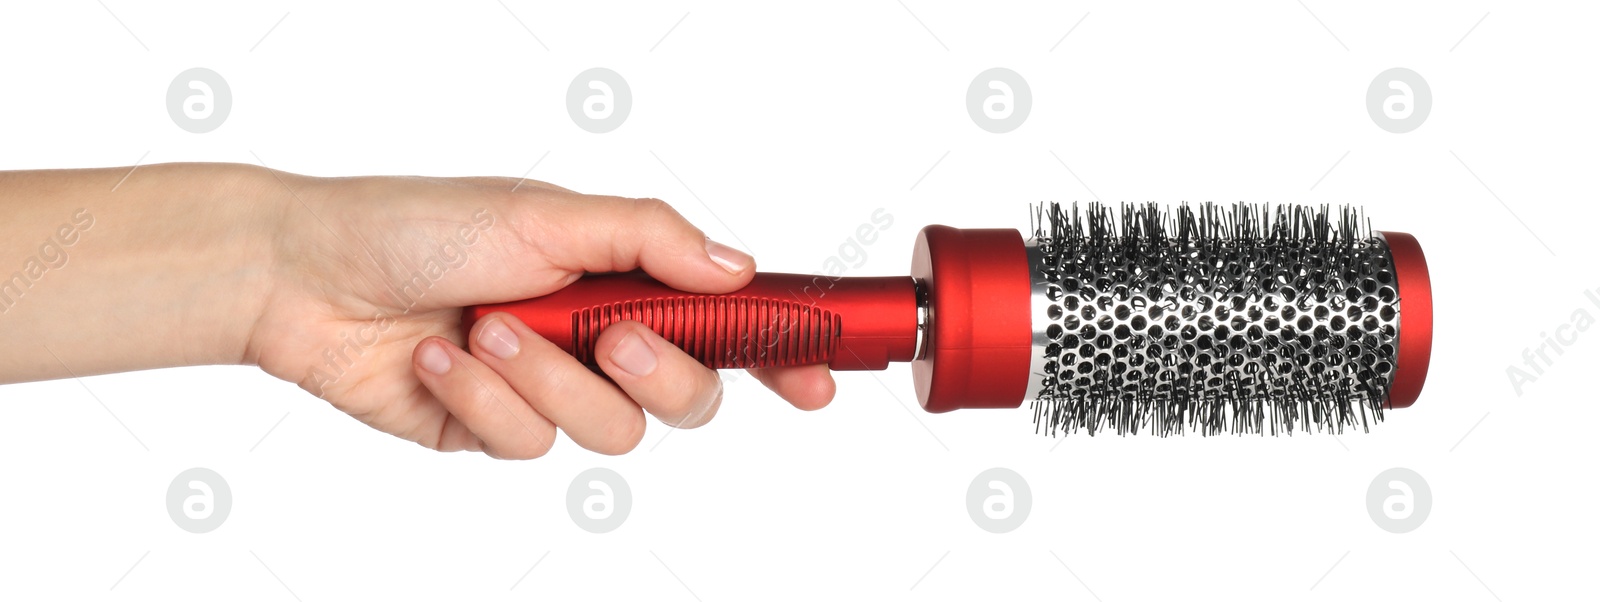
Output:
[245, 172, 836, 458]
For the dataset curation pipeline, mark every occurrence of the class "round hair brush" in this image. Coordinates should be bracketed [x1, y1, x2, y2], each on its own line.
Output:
[466, 203, 1432, 436]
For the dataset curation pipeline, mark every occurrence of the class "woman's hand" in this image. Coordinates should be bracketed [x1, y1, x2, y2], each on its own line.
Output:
[246, 171, 835, 458]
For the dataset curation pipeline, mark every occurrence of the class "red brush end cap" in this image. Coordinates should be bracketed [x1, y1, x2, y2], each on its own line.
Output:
[1383, 231, 1432, 409]
[910, 226, 1032, 413]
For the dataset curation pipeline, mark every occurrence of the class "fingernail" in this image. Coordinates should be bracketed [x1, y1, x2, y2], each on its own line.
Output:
[705, 238, 752, 274]
[419, 342, 452, 375]
[478, 318, 521, 360]
[610, 332, 659, 377]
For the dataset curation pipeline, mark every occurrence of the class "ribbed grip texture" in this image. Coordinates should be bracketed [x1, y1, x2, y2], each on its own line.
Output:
[572, 297, 841, 369]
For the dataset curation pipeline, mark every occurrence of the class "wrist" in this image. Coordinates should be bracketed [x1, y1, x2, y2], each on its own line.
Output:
[111, 162, 287, 368]
[184, 163, 291, 367]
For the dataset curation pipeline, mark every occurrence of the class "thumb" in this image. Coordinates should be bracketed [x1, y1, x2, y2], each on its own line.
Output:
[528, 195, 754, 294]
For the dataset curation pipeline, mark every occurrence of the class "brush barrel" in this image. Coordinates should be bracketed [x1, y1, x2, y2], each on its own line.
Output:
[1023, 204, 1433, 436]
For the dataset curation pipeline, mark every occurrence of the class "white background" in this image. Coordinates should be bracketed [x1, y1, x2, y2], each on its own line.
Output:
[2, 2, 1597, 600]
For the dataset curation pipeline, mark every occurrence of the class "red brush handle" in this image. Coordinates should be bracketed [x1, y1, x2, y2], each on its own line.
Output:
[465, 272, 920, 371]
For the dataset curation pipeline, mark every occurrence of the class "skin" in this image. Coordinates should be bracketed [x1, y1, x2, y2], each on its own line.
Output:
[0, 163, 836, 458]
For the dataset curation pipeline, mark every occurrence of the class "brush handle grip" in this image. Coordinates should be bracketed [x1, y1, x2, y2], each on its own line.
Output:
[464, 272, 920, 370]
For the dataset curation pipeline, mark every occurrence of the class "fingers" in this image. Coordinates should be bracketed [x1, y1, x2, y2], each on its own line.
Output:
[535, 196, 755, 294]
[412, 337, 557, 460]
[749, 364, 837, 411]
[593, 321, 723, 429]
[424, 311, 837, 459]
[469, 313, 646, 455]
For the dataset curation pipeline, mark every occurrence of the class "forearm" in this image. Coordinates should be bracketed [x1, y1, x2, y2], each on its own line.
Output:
[0, 163, 282, 383]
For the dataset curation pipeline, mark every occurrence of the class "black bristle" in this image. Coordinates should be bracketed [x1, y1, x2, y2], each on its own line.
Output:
[1029, 202, 1398, 437]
